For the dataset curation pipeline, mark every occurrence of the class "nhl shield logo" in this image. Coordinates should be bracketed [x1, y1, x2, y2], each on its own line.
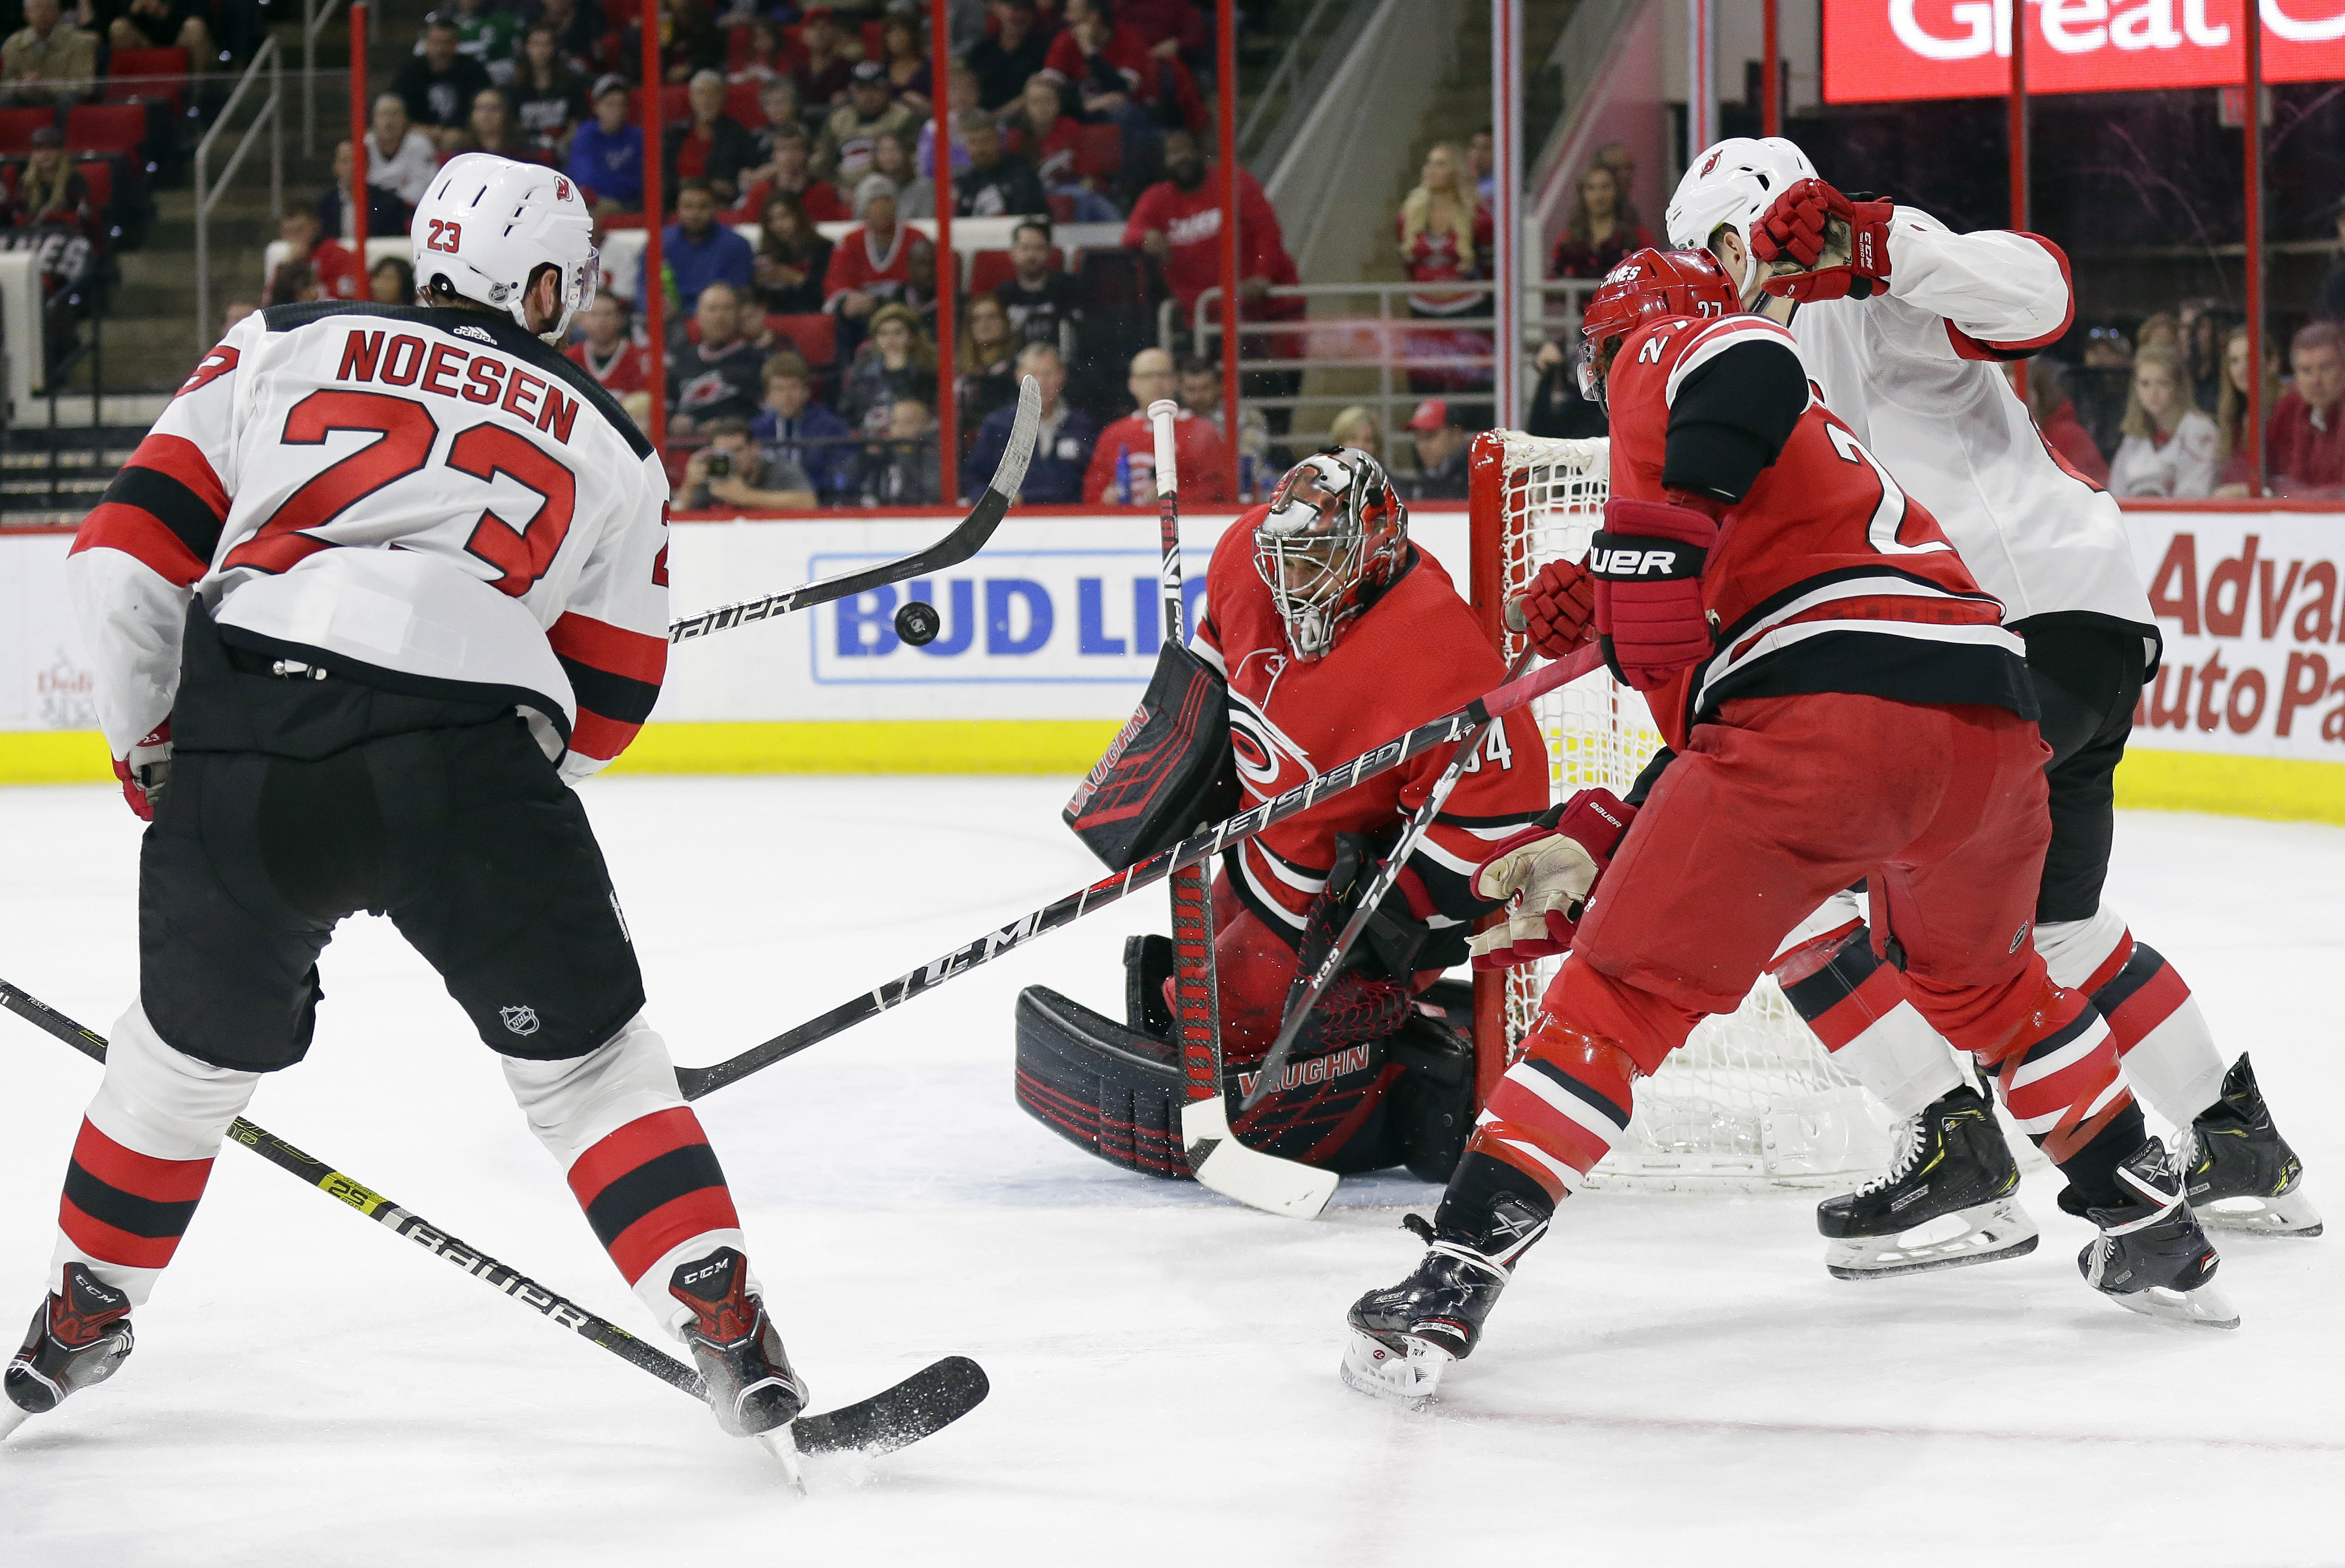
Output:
[500, 1005, 541, 1037]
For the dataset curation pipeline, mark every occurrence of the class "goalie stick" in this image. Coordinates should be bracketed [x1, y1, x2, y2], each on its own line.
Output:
[674, 641, 1606, 1100]
[0, 978, 988, 1464]
[666, 375, 1040, 644]
[1146, 399, 1337, 1222]
[1242, 648, 1537, 1111]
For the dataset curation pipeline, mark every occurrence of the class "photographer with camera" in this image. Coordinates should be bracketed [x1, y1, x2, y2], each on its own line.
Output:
[682, 418, 820, 512]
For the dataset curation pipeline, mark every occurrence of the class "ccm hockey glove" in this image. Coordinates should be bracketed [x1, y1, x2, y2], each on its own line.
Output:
[1753, 178, 1895, 302]
[1468, 787, 1637, 968]
[1590, 497, 1715, 691]
[112, 721, 172, 821]
[1510, 556, 1598, 660]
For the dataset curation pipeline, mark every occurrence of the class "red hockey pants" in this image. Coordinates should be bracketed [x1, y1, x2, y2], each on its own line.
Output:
[1551, 693, 2056, 1076]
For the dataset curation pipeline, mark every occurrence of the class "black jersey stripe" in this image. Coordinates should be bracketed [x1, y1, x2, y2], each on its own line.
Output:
[557, 657, 662, 726]
[103, 465, 227, 566]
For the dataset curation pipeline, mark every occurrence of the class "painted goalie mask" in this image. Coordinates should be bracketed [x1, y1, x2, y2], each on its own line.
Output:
[1251, 449, 1408, 662]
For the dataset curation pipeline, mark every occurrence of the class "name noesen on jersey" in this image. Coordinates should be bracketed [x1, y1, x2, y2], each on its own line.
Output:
[333, 328, 583, 445]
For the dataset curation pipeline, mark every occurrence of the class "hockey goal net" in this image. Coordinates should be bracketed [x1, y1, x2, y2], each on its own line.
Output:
[1464, 429, 1892, 1190]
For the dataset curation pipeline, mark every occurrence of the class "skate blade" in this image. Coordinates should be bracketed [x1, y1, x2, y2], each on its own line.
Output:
[1823, 1199, 2040, 1281]
[1337, 1330, 1451, 1405]
[2192, 1189, 2324, 1238]
[2106, 1281, 2241, 1331]
[0, 1401, 29, 1442]
[756, 1426, 809, 1495]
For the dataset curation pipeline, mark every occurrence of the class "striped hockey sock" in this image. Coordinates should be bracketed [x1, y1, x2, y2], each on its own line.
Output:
[2088, 938, 2228, 1129]
[1992, 979, 2143, 1205]
[1453, 1017, 1639, 1214]
[1773, 921, 1964, 1117]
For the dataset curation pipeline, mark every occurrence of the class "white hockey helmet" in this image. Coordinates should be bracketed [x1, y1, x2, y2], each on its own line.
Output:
[410, 153, 598, 340]
[1664, 137, 1818, 303]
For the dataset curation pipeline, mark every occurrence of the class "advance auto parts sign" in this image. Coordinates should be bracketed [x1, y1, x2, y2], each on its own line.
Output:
[2132, 513, 2345, 760]
[1823, 1, 2345, 105]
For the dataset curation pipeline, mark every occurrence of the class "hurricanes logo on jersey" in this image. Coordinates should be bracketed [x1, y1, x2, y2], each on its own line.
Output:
[500, 1005, 541, 1037]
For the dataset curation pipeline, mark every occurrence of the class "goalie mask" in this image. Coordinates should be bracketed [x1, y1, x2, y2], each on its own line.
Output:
[411, 154, 599, 341]
[1252, 450, 1407, 663]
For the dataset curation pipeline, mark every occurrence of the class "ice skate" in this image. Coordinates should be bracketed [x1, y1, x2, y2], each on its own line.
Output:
[2077, 1139, 2238, 1329]
[2180, 1054, 2322, 1238]
[1817, 1084, 2039, 1280]
[670, 1248, 808, 1439]
[1341, 1200, 1542, 1404]
[4, 1264, 135, 1434]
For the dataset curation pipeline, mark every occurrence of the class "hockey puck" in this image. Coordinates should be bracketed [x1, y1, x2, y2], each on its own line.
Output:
[895, 600, 942, 646]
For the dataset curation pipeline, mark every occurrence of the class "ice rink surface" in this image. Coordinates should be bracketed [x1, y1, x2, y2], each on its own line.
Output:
[1, 775, 2341, 1567]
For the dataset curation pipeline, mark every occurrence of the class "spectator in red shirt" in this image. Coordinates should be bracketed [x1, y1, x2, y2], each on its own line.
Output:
[1548, 160, 1652, 279]
[793, 6, 862, 111]
[737, 123, 848, 225]
[269, 207, 363, 302]
[1083, 347, 1234, 505]
[2265, 321, 2345, 498]
[567, 294, 651, 395]
[824, 173, 927, 324]
[2011, 358, 2111, 489]
[1045, 0, 1162, 183]
[1118, 0, 1206, 62]
[663, 69, 761, 208]
[1124, 129, 1284, 316]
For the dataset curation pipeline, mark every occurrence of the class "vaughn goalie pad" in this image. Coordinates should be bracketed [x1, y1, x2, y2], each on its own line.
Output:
[1064, 641, 1238, 871]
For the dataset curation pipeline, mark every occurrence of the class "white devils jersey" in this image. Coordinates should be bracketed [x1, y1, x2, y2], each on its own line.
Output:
[1783, 208, 2158, 664]
[69, 302, 671, 779]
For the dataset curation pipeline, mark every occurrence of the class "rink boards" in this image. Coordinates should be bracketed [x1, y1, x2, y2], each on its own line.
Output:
[2, 504, 2341, 824]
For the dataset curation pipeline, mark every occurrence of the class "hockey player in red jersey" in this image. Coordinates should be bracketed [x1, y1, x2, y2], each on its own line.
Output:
[1663, 138, 2317, 1270]
[5, 156, 802, 1446]
[1341, 250, 2235, 1404]
[1018, 450, 1547, 1179]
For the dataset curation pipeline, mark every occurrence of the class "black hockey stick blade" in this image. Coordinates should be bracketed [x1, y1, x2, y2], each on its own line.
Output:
[668, 376, 1041, 643]
[672, 641, 1608, 1101]
[791, 1354, 990, 1456]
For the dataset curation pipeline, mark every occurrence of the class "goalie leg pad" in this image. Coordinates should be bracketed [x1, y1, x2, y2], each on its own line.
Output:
[1015, 985, 1192, 1179]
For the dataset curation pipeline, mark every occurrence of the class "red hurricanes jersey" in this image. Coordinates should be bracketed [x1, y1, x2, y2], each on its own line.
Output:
[69, 302, 670, 779]
[1606, 312, 2033, 752]
[1195, 516, 1547, 950]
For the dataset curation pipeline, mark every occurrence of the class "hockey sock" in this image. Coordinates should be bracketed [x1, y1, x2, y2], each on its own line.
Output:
[1449, 1016, 1638, 1229]
[502, 1017, 748, 1334]
[1987, 976, 2142, 1209]
[1773, 921, 1963, 1118]
[2037, 907, 2225, 1127]
[49, 1005, 261, 1308]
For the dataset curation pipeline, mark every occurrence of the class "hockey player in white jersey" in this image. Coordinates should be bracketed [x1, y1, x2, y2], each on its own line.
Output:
[5, 156, 805, 1443]
[1658, 137, 2317, 1287]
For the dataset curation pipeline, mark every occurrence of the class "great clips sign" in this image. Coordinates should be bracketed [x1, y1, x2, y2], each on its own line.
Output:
[1823, 1, 2345, 103]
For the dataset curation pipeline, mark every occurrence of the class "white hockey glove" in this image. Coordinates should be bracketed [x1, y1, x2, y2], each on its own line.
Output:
[1468, 787, 1636, 969]
[113, 721, 172, 822]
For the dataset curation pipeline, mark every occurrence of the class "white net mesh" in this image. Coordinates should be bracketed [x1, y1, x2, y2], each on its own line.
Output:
[1480, 430, 1891, 1190]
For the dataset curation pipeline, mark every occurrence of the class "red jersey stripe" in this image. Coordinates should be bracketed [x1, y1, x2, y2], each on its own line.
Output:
[549, 611, 668, 685]
[71, 1120, 215, 1203]
[71, 502, 210, 584]
[565, 1107, 711, 1209]
[565, 709, 642, 762]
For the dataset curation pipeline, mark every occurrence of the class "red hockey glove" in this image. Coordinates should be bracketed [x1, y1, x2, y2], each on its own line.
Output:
[1751, 178, 1895, 303]
[1589, 497, 1716, 692]
[1468, 787, 1637, 969]
[1510, 556, 1598, 660]
[112, 722, 172, 822]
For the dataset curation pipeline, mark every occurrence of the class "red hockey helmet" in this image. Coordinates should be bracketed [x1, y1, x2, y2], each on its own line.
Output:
[1576, 247, 1741, 408]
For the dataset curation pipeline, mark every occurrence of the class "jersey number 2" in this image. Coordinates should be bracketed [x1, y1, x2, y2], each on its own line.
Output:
[1826, 424, 1949, 558]
[223, 389, 575, 596]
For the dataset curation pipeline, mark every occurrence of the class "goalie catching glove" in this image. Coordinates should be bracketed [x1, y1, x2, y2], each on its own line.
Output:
[1467, 787, 1636, 969]
[1752, 177, 1895, 303]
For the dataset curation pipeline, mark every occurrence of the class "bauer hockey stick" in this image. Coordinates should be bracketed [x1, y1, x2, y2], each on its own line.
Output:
[1145, 398, 1338, 1221]
[0, 979, 989, 1460]
[1241, 646, 1537, 1113]
[673, 641, 1606, 1101]
[666, 375, 1041, 644]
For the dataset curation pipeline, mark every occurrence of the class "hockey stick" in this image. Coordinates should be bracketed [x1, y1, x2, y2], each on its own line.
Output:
[1145, 399, 1337, 1221]
[0, 979, 988, 1460]
[665, 375, 1040, 645]
[674, 641, 1606, 1101]
[1241, 647, 1536, 1112]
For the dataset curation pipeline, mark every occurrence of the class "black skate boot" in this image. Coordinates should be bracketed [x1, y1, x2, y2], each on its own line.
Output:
[2181, 1054, 2322, 1237]
[2077, 1138, 2238, 1329]
[4, 1264, 134, 1436]
[1340, 1196, 1547, 1404]
[1817, 1084, 2039, 1280]
[670, 1248, 807, 1439]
